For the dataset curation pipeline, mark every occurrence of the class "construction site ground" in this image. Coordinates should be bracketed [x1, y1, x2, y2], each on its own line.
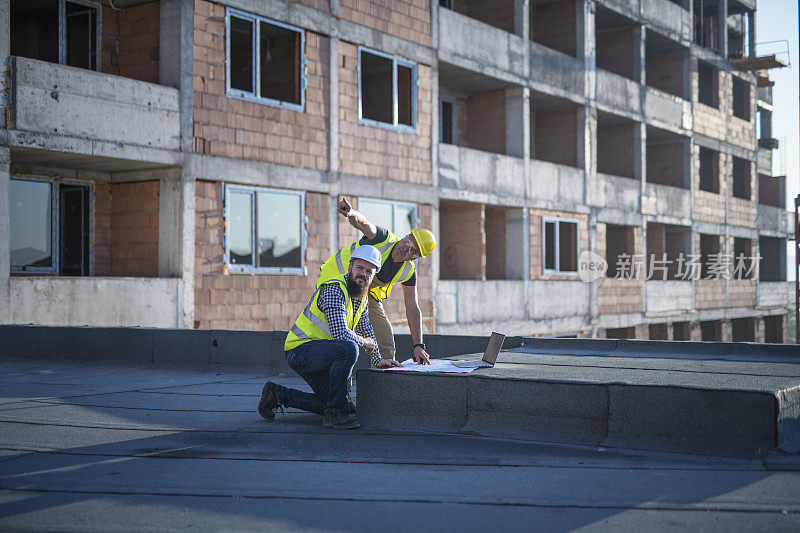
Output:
[2, 356, 800, 532]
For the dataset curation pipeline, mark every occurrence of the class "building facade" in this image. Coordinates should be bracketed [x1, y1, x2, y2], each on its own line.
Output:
[0, 0, 791, 342]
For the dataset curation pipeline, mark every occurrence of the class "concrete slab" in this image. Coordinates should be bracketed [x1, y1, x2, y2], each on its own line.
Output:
[358, 348, 800, 457]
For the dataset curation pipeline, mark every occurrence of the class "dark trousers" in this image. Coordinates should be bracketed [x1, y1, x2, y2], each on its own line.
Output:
[275, 339, 359, 415]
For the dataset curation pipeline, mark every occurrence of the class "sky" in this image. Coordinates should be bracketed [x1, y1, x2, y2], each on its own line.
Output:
[755, 0, 798, 280]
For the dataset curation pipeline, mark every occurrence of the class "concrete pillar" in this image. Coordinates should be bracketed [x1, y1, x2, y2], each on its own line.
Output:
[577, 0, 596, 206]
[160, 0, 194, 153]
[754, 316, 765, 343]
[505, 88, 529, 159]
[634, 26, 645, 85]
[634, 122, 646, 189]
[0, 146, 9, 324]
[747, 11, 755, 58]
[328, 37, 340, 183]
[505, 208, 526, 280]
[177, 171, 195, 328]
[721, 319, 732, 342]
[158, 170, 183, 278]
[514, 0, 529, 41]
[717, 0, 728, 57]
[330, 0, 340, 16]
[690, 321, 702, 341]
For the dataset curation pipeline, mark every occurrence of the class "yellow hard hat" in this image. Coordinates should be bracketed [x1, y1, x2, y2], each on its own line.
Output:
[410, 228, 436, 258]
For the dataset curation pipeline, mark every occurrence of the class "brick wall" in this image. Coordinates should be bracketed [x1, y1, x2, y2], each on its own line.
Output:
[94, 181, 159, 277]
[533, 107, 578, 167]
[193, 1, 329, 170]
[100, 3, 160, 83]
[695, 280, 726, 308]
[531, 0, 576, 57]
[467, 90, 506, 155]
[440, 202, 485, 279]
[484, 207, 506, 279]
[645, 53, 683, 98]
[195, 186, 434, 333]
[339, 0, 431, 47]
[646, 143, 683, 187]
[194, 182, 328, 331]
[693, 146, 725, 224]
[598, 124, 634, 178]
[339, 42, 432, 184]
[529, 208, 588, 279]
[597, 28, 634, 80]
[597, 222, 643, 314]
[729, 280, 756, 307]
[452, 0, 516, 34]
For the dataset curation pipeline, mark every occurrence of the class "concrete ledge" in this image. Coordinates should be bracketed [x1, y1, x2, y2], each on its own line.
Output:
[0, 326, 513, 372]
[358, 342, 800, 457]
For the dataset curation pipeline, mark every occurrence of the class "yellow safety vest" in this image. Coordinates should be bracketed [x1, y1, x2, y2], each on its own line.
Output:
[318, 231, 415, 301]
[284, 276, 367, 351]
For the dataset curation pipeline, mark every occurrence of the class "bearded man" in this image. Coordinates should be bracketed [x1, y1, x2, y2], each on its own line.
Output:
[257, 245, 400, 429]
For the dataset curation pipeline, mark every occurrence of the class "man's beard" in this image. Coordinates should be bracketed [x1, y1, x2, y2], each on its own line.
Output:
[346, 274, 367, 300]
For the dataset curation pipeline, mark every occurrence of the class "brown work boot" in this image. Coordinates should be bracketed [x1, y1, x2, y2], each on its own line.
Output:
[322, 407, 360, 429]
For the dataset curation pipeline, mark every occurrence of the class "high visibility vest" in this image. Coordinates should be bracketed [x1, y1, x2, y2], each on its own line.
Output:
[284, 276, 367, 351]
[318, 230, 415, 301]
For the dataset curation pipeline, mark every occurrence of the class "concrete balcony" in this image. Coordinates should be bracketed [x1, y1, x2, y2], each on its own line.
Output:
[646, 280, 694, 314]
[644, 86, 690, 132]
[757, 148, 772, 175]
[438, 8, 526, 82]
[641, 0, 691, 43]
[9, 277, 183, 328]
[11, 56, 181, 152]
[530, 159, 585, 206]
[596, 69, 640, 118]
[596, 172, 640, 213]
[757, 204, 793, 236]
[529, 41, 585, 101]
[438, 144, 525, 199]
[643, 183, 691, 223]
[436, 279, 588, 335]
[757, 281, 792, 308]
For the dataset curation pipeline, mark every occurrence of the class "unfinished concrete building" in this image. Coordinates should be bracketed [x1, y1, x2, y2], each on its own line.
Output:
[0, 0, 791, 342]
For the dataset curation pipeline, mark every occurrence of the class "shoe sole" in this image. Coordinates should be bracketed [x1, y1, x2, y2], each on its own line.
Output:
[257, 382, 277, 421]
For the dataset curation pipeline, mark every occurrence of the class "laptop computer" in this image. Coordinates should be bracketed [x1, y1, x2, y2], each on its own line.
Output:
[452, 332, 505, 368]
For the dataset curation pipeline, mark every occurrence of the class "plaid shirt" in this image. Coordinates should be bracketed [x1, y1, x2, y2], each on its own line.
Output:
[317, 283, 382, 366]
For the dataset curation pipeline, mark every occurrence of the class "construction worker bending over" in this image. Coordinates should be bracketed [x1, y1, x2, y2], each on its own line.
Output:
[323, 197, 437, 365]
[258, 245, 401, 429]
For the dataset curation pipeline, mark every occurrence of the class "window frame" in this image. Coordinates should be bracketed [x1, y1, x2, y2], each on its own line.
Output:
[439, 97, 457, 145]
[223, 183, 307, 275]
[357, 197, 419, 239]
[225, 7, 306, 112]
[61, 0, 100, 70]
[542, 216, 580, 276]
[10, 175, 93, 275]
[357, 46, 418, 134]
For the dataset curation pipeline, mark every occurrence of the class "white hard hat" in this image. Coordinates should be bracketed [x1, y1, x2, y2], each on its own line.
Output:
[351, 245, 382, 271]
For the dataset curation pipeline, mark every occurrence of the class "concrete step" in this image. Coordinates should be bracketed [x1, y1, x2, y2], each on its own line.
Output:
[357, 346, 800, 458]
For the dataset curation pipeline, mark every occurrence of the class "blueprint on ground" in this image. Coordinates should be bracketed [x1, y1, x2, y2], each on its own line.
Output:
[384, 358, 477, 373]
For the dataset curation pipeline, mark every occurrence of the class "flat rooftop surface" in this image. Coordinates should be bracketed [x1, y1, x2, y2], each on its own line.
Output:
[449, 347, 800, 392]
[2, 357, 800, 532]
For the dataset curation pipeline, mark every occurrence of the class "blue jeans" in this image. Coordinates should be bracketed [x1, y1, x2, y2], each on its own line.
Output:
[276, 339, 359, 415]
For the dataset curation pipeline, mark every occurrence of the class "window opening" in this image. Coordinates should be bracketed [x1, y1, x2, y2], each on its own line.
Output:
[698, 147, 719, 193]
[672, 321, 690, 340]
[439, 98, 456, 144]
[359, 47, 417, 132]
[733, 237, 753, 279]
[700, 320, 721, 341]
[649, 323, 668, 340]
[358, 198, 418, 239]
[10, 176, 91, 275]
[226, 8, 305, 111]
[697, 61, 718, 108]
[605, 224, 634, 278]
[543, 217, 578, 274]
[731, 318, 754, 342]
[10, 0, 98, 70]
[732, 77, 750, 120]
[439, 0, 453, 8]
[59, 184, 90, 276]
[225, 184, 306, 274]
[732, 156, 751, 200]
[699, 233, 721, 279]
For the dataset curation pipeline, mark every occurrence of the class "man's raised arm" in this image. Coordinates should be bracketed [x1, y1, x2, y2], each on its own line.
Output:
[337, 197, 377, 239]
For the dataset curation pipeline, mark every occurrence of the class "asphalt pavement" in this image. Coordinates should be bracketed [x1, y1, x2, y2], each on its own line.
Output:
[1, 357, 800, 532]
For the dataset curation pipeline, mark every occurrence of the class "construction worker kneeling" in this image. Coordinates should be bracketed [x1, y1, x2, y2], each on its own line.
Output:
[320, 196, 437, 366]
